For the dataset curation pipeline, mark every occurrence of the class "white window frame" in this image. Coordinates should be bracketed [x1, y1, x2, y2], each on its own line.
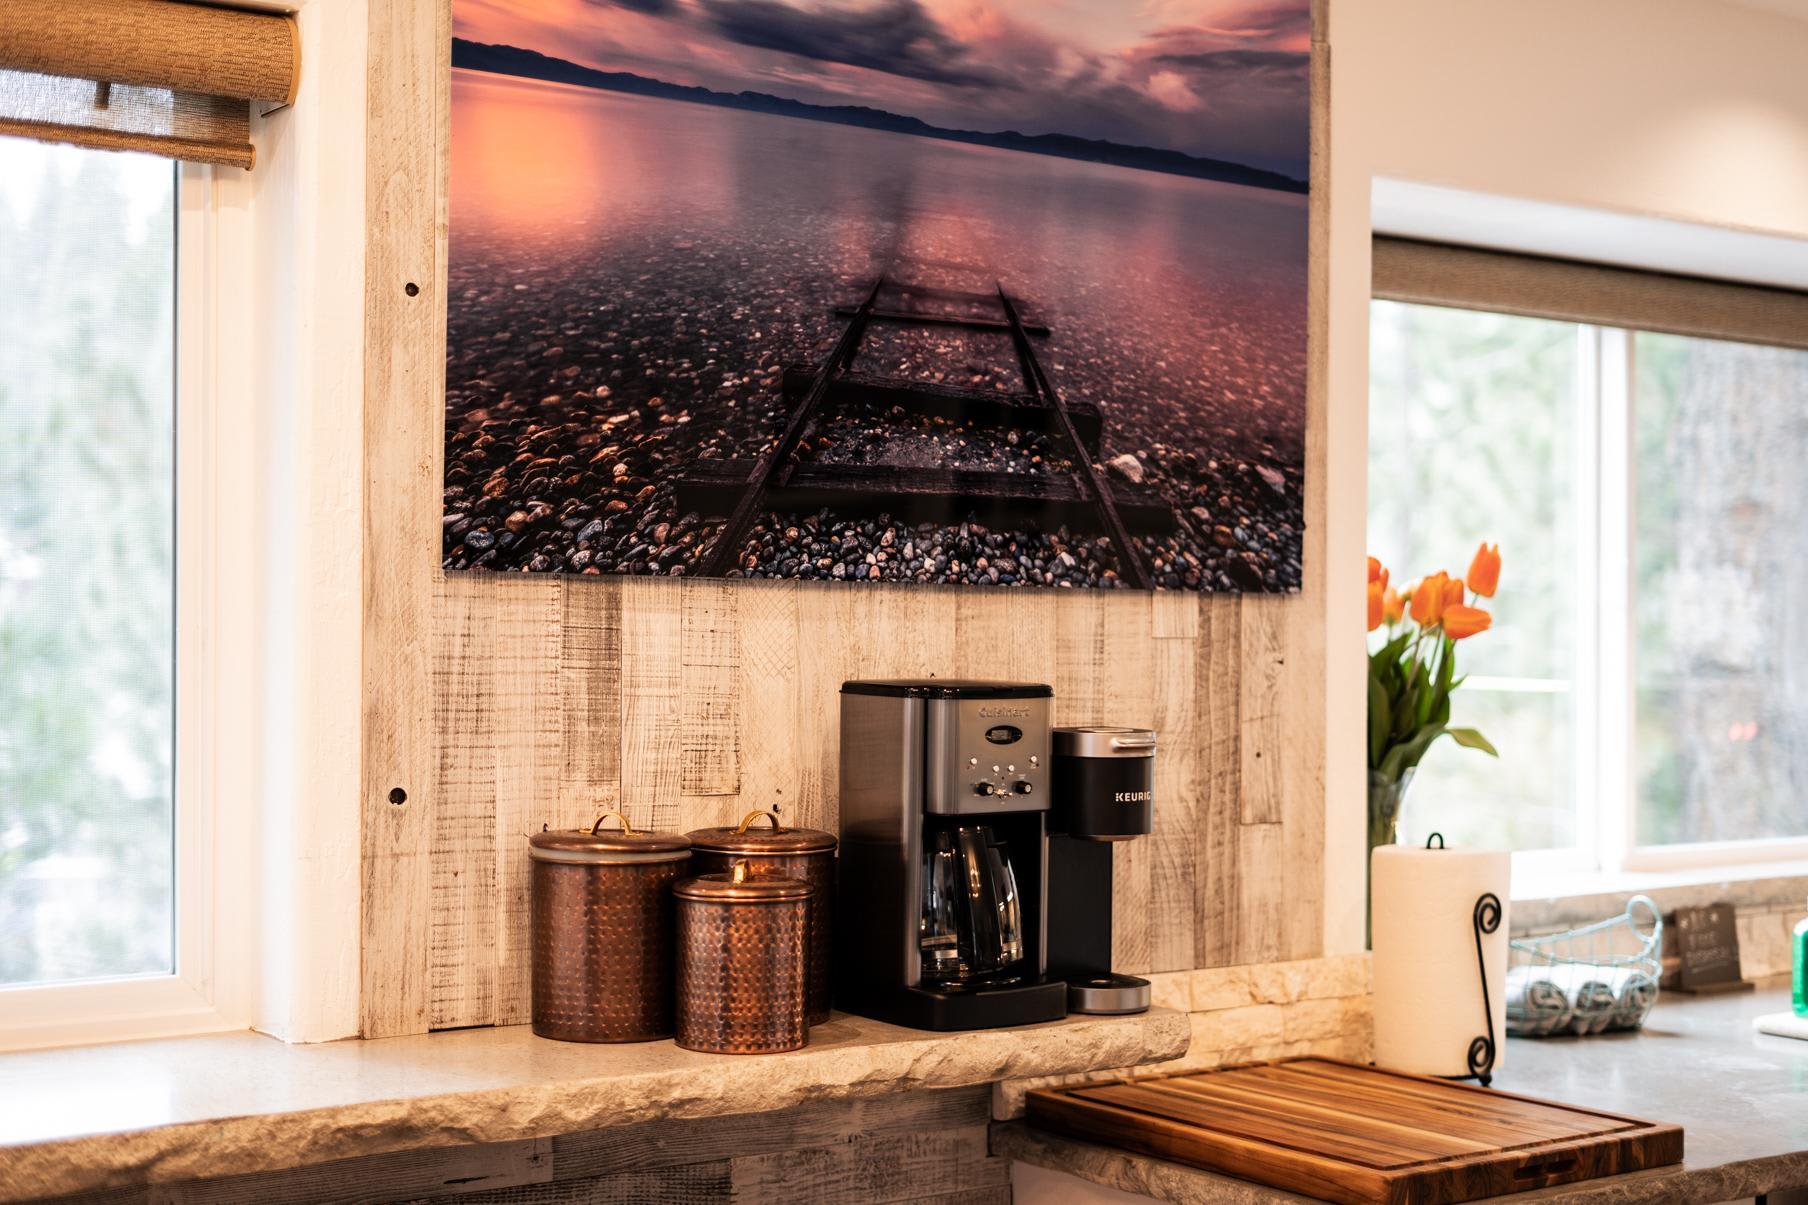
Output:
[0, 161, 256, 1051]
[1612, 325, 1808, 874]
[1382, 308, 1808, 885]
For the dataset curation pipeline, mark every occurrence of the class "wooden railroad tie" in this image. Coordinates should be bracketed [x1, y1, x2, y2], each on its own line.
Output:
[685, 275, 1169, 585]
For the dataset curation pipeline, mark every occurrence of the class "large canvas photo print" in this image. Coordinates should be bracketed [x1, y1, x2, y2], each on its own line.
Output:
[444, 0, 1311, 591]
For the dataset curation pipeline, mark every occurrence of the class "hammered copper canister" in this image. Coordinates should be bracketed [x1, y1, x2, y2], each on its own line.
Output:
[528, 811, 691, 1043]
[674, 862, 811, 1055]
[686, 810, 837, 1023]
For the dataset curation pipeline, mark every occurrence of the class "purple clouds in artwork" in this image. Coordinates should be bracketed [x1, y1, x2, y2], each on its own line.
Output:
[457, 0, 1312, 177]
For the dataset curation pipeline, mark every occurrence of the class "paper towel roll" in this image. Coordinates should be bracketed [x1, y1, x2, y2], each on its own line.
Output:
[1371, 843, 1511, 1078]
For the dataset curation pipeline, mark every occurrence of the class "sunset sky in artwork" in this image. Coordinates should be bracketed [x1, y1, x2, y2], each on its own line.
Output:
[452, 0, 1312, 177]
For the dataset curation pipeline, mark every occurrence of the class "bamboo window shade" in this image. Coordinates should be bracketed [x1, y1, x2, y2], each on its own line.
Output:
[0, 0, 299, 169]
[1374, 236, 1808, 352]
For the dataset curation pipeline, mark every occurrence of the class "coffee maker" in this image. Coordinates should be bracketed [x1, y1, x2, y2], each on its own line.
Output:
[1046, 725, 1158, 1015]
[835, 680, 1068, 1030]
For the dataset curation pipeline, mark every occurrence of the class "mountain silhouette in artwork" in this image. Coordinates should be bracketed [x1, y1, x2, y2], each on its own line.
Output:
[453, 39, 1309, 195]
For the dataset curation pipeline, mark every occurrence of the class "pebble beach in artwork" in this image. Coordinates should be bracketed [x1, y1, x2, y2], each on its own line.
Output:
[445, 75, 1307, 592]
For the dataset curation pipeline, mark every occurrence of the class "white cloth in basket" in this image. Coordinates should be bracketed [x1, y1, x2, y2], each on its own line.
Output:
[1505, 963, 1657, 1037]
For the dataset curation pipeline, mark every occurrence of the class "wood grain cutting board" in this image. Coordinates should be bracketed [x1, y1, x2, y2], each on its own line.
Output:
[1025, 1058, 1683, 1205]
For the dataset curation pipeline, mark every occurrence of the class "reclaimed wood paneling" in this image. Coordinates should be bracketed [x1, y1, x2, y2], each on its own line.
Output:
[359, 0, 1333, 1033]
[116, 1138, 551, 1204]
[429, 575, 501, 1030]
[555, 578, 621, 814]
[488, 582, 565, 1025]
[1148, 597, 1201, 972]
[620, 578, 686, 832]
[67, 1089, 1002, 1205]
[733, 581, 804, 819]
[360, 0, 450, 1040]
[1196, 598, 1244, 969]
[679, 582, 741, 799]
[549, 1087, 991, 1180]
[1280, 22, 1335, 964]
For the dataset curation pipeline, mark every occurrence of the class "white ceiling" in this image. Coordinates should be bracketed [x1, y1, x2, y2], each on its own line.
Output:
[1714, 0, 1808, 20]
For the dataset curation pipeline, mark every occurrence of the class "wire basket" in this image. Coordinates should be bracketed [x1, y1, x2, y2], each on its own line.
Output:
[1505, 895, 1663, 1037]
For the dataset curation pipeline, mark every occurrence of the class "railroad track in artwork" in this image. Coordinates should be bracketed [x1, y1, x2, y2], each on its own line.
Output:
[676, 274, 1172, 587]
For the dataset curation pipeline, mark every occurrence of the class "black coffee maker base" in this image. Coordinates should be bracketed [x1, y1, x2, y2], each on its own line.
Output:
[1064, 973, 1151, 1015]
[842, 979, 1068, 1031]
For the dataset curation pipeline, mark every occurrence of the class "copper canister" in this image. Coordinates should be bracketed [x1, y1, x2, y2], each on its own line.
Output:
[528, 811, 691, 1043]
[685, 810, 838, 1023]
[674, 862, 812, 1054]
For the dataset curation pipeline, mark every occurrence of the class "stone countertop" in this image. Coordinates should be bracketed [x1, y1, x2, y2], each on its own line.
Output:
[995, 980, 1808, 1204]
[0, 1007, 1188, 1202]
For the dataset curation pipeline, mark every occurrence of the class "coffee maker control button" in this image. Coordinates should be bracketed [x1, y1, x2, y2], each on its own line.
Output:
[1012, 780, 1034, 795]
[974, 781, 998, 797]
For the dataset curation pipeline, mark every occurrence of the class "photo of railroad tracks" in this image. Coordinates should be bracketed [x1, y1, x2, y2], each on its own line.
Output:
[443, 1, 1310, 591]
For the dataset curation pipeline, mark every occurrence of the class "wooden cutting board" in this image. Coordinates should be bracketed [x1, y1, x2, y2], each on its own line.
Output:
[1026, 1058, 1683, 1205]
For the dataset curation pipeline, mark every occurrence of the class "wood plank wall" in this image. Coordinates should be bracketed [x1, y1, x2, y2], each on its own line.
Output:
[46, 1088, 1006, 1205]
[360, 0, 1331, 1038]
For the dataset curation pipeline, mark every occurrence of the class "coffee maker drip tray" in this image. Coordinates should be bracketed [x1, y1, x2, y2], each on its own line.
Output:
[899, 978, 1070, 1030]
[1065, 973, 1152, 1016]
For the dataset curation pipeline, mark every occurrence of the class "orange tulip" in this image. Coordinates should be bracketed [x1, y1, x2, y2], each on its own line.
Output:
[1367, 581, 1385, 632]
[1367, 556, 1389, 591]
[1382, 588, 1404, 624]
[1409, 572, 1450, 627]
[1467, 543, 1501, 598]
[1444, 604, 1493, 639]
[1443, 576, 1466, 609]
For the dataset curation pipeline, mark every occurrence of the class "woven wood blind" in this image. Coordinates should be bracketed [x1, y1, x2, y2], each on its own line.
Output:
[0, 0, 299, 169]
[1374, 237, 1808, 352]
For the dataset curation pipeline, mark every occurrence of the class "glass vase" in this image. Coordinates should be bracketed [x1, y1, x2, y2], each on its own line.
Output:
[1366, 769, 1416, 948]
[1368, 768, 1416, 854]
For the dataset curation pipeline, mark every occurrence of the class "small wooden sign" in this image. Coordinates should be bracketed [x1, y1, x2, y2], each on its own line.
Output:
[1662, 902, 1754, 994]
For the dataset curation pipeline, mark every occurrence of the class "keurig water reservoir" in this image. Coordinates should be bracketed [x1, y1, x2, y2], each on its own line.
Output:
[1052, 727, 1156, 839]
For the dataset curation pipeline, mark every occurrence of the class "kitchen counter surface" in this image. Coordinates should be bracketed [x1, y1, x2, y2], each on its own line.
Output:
[0, 1007, 1188, 1202]
[995, 979, 1808, 1204]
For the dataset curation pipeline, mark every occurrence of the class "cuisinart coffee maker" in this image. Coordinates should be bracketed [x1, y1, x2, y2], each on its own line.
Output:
[835, 680, 1068, 1030]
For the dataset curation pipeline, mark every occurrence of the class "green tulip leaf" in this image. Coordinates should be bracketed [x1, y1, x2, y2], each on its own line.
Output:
[1445, 727, 1499, 757]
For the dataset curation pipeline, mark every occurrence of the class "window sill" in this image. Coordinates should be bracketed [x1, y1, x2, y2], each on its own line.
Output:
[0, 1008, 1187, 1202]
[1511, 858, 1808, 932]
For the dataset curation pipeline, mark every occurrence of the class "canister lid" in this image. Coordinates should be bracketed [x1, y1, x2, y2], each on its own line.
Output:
[685, 809, 838, 855]
[1053, 726, 1158, 758]
[529, 811, 692, 864]
[675, 861, 814, 902]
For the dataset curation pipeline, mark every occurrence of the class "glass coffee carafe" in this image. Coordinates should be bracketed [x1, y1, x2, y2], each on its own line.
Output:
[920, 825, 1025, 986]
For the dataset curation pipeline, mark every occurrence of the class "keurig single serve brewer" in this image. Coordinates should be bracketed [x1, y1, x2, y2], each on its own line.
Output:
[1046, 725, 1158, 1014]
[836, 680, 1068, 1030]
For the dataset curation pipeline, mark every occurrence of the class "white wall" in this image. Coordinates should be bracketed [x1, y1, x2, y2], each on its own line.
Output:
[250, 0, 368, 1044]
[1318, 0, 1808, 954]
[1338, 0, 1808, 238]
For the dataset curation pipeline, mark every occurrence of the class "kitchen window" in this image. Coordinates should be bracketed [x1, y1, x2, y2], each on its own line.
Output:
[1368, 240, 1808, 880]
[0, 137, 249, 1049]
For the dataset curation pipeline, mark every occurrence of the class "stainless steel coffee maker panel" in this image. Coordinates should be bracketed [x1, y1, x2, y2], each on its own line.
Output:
[924, 695, 1051, 815]
[837, 690, 925, 986]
